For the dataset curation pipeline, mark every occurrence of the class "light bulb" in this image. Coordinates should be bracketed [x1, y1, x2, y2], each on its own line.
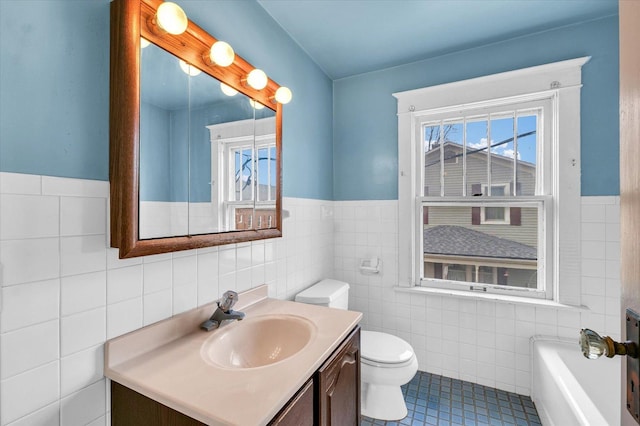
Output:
[274, 86, 292, 104]
[179, 59, 201, 76]
[209, 41, 235, 67]
[156, 2, 188, 35]
[220, 83, 238, 97]
[246, 69, 268, 90]
[140, 38, 150, 49]
[249, 99, 265, 110]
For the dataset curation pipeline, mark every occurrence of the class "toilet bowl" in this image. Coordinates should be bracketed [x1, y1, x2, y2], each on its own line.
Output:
[295, 279, 418, 421]
[360, 330, 419, 420]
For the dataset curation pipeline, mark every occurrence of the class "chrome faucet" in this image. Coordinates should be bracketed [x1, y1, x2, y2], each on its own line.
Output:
[200, 290, 245, 331]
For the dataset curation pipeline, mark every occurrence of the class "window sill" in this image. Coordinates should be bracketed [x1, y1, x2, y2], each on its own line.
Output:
[393, 285, 588, 311]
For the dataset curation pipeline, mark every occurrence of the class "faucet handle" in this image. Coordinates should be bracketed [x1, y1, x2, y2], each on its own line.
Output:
[218, 290, 238, 312]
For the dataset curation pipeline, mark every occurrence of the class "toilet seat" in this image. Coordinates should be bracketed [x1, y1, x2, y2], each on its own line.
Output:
[361, 355, 415, 368]
[361, 331, 415, 368]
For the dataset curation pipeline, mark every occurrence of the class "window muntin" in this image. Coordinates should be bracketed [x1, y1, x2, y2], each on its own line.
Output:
[418, 99, 550, 297]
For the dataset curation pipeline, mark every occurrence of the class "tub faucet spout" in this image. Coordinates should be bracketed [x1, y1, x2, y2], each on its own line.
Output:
[200, 291, 245, 331]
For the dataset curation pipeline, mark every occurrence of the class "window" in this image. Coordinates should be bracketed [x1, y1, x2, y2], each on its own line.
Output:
[227, 138, 277, 230]
[395, 58, 589, 303]
[207, 116, 277, 232]
[481, 184, 509, 224]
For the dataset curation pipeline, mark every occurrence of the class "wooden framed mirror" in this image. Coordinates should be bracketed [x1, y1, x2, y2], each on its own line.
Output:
[110, 0, 284, 258]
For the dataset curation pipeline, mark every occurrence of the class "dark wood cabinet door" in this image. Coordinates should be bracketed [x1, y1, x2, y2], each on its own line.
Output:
[269, 378, 314, 426]
[111, 381, 205, 426]
[317, 327, 361, 426]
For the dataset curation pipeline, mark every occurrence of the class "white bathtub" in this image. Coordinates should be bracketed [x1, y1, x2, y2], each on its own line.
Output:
[531, 337, 620, 426]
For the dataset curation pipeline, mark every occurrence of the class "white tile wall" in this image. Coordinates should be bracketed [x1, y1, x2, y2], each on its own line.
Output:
[0, 173, 334, 425]
[334, 197, 621, 396]
[0, 173, 621, 422]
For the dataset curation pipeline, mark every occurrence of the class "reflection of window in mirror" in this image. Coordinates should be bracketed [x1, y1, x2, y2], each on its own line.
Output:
[207, 106, 276, 232]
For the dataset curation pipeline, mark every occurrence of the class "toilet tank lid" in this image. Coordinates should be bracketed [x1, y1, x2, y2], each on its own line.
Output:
[294, 279, 349, 304]
[361, 331, 414, 364]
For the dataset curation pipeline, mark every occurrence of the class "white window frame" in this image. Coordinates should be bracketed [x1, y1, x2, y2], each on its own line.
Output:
[394, 57, 589, 305]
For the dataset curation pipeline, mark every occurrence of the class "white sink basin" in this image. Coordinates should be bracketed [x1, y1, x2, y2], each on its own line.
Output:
[201, 314, 316, 369]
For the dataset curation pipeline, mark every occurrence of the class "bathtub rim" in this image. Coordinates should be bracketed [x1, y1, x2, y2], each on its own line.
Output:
[529, 335, 619, 426]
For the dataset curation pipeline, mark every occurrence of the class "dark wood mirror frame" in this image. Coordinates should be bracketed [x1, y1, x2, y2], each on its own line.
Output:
[110, 0, 283, 258]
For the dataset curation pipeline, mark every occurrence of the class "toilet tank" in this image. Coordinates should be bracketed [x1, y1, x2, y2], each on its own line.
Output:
[295, 279, 350, 310]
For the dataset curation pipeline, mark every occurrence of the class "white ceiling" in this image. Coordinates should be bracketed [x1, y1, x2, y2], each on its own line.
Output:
[257, 0, 619, 80]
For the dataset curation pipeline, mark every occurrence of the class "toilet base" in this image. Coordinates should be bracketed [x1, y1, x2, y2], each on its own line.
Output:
[361, 382, 408, 421]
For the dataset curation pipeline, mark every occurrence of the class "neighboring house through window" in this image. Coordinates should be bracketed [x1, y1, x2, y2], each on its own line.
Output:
[395, 57, 589, 303]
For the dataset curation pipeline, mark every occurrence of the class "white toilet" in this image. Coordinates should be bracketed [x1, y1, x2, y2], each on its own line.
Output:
[295, 279, 418, 421]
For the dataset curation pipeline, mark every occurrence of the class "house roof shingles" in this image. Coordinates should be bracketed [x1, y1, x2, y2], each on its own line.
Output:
[423, 225, 537, 261]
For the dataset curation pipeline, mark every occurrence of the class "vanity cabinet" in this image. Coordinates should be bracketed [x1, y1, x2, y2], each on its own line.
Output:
[111, 381, 206, 426]
[317, 327, 361, 426]
[270, 326, 361, 426]
[110, 326, 360, 425]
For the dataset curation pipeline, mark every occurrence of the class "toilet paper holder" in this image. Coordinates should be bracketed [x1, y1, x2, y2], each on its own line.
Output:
[360, 257, 380, 274]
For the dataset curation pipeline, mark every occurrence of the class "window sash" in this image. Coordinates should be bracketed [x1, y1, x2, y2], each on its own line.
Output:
[416, 197, 550, 298]
[413, 96, 555, 197]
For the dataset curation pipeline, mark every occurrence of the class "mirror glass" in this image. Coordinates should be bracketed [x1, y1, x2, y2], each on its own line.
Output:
[139, 40, 190, 239]
[138, 39, 277, 239]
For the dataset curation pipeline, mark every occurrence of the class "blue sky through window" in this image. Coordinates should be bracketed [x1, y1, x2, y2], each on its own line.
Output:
[425, 115, 538, 165]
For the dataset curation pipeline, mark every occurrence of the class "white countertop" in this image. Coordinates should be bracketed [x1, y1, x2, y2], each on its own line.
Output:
[104, 285, 362, 425]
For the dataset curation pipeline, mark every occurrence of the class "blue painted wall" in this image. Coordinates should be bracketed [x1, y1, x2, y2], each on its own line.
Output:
[0, 2, 620, 201]
[333, 16, 620, 200]
[0, 0, 334, 200]
[140, 102, 172, 201]
[0, 1, 110, 181]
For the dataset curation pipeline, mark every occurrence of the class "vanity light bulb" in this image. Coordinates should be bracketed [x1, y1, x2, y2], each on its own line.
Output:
[140, 38, 151, 49]
[249, 99, 265, 110]
[156, 2, 188, 35]
[220, 83, 238, 97]
[179, 60, 201, 76]
[209, 41, 235, 67]
[246, 69, 268, 90]
[274, 87, 292, 104]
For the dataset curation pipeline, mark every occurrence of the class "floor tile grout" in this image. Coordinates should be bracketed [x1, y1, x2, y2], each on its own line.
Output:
[361, 371, 542, 426]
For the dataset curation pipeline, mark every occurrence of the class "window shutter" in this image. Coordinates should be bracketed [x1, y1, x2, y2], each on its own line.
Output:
[510, 207, 521, 226]
[434, 263, 443, 279]
[423, 207, 429, 225]
[472, 207, 481, 225]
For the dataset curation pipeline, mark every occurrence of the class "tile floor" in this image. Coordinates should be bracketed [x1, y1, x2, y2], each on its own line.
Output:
[361, 371, 541, 426]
